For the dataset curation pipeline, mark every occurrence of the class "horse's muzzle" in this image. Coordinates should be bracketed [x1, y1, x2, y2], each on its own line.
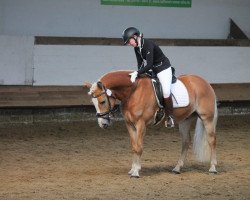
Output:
[101, 123, 109, 129]
[97, 115, 111, 129]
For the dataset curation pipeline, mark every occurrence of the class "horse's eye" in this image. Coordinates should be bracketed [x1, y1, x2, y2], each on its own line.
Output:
[100, 100, 106, 105]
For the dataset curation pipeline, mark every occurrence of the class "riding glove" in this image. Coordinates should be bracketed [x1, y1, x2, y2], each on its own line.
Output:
[129, 71, 138, 83]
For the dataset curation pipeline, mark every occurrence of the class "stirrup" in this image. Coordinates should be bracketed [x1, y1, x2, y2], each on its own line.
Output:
[153, 109, 165, 126]
[165, 116, 175, 128]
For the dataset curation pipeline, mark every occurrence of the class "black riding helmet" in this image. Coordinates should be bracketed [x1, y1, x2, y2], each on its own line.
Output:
[122, 27, 141, 45]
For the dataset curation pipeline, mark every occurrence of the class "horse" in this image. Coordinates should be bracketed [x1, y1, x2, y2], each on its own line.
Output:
[84, 70, 218, 178]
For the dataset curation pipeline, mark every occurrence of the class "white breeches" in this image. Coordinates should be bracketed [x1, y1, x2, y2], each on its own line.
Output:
[157, 67, 172, 98]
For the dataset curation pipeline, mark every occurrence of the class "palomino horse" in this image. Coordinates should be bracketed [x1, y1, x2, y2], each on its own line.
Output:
[84, 70, 218, 178]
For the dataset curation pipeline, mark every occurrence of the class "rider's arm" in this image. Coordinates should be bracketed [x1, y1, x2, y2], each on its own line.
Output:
[137, 41, 154, 75]
[134, 48, 143, 70]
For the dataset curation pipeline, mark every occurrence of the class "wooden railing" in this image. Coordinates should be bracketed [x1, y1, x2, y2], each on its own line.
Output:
[35, 37, 250, 46]
[0, 83, 249, 108]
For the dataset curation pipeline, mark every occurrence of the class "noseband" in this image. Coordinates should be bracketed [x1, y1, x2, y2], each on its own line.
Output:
[92, 84, 118, 119]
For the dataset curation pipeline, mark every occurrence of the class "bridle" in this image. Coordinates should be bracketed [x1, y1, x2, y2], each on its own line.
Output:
[91, 84, 118, 120]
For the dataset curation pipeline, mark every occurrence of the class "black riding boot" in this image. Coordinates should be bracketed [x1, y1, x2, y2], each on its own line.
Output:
[164, 97, 174, 128]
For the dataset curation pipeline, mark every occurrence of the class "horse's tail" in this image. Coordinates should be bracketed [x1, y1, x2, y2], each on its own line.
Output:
[193, 100, 218, 162]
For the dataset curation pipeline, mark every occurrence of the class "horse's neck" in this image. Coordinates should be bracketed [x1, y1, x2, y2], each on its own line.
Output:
[100, 71, 135, 101]
[101, 71, 132, 88]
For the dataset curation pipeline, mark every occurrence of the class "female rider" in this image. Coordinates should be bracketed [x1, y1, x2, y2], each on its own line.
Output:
[122, 27, 175, 128]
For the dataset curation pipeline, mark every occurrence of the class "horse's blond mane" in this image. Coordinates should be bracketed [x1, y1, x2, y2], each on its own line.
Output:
[100, 70, 134, 89]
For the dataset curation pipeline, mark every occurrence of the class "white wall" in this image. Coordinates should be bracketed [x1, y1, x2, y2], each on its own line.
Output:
[34, 44, 250, 85]
[0, 36, 249, 85]
[0, 0, 249, 39]
[166, 47, 250, 83]
[0, 36, 34, 85]
[0, 2, 3, 33]
[33, 45, 136, 85]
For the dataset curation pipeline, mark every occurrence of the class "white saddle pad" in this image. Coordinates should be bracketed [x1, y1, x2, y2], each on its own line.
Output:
[171, 80, 189, 108]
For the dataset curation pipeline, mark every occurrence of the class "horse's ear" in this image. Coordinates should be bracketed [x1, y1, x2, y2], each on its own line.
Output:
[97, 81, 103, 89]
[83, 81, 92, 89]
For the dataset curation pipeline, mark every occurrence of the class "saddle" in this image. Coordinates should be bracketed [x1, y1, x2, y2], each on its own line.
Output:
[151, 77, 165, 125]
[150, 72, 189, 125]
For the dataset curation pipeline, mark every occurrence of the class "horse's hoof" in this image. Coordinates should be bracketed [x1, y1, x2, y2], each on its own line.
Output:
[130, 171, 140, 178]
[209, 170, 218, 174]
[128, 169, 133, 175]
[172, 169, 181, 174]
[172, 167, 181, 174]
[130, 175, 140, 178]
[209, 166, 217, 174]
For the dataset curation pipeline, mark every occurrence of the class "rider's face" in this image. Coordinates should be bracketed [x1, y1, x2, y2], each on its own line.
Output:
[128, 37, 138, 47]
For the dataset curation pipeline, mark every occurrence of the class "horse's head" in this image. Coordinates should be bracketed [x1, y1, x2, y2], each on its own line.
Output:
[84, 81, 117, 129]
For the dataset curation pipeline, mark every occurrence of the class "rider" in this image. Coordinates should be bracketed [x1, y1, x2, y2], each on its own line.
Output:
[122, 27, 175, 128]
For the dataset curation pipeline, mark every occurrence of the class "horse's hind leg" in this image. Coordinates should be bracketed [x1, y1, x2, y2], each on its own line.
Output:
[173, 115, 197, 174]
[195, 104, 218, 173]
[204, 117, 218, 173]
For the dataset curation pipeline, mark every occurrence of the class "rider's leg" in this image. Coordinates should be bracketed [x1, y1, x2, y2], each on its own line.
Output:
[157, 67, 174, 128]
[163, 96, 174, 127]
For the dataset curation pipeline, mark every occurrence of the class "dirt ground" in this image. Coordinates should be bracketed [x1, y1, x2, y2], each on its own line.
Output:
[0, 115, 249, 200]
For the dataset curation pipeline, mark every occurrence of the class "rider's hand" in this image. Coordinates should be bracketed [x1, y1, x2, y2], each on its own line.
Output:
[129, 71, 138, 83]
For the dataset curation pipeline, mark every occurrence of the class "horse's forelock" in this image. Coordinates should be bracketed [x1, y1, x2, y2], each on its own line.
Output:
[88, 82, 98, 95]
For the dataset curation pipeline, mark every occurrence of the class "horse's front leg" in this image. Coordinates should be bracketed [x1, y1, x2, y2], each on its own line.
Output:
[125, 120, 146, 178]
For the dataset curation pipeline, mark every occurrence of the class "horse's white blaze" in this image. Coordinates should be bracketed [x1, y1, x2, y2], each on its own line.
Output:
[92, 97, 100, 113]
[91, 93, 110, 128]
[92, 97, 103, 127]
